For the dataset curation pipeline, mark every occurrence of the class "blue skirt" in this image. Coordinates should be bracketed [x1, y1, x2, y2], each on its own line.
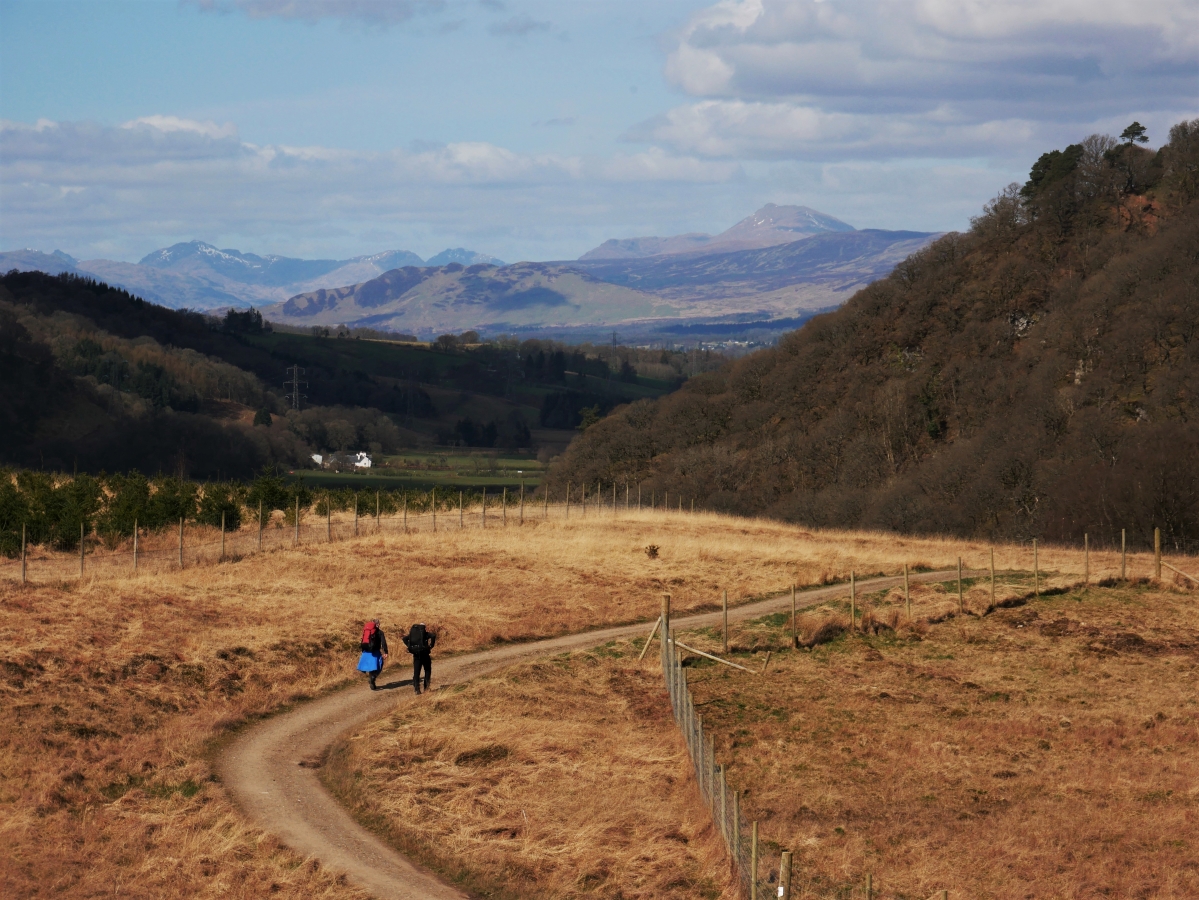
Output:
[357, 651, 383, 673]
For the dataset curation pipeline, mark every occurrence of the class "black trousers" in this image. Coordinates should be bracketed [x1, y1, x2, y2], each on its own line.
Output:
[412, 653, 431, 690]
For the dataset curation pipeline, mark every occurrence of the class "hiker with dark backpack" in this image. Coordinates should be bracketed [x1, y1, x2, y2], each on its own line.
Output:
[403, 623, 437, 695]
[356, 618, 389, 691]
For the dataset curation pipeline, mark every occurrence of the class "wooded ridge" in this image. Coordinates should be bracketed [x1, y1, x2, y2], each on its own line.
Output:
[546, 121, 1199, 550]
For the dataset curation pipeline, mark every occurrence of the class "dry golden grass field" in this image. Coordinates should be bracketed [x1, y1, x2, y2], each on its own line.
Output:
[324, 652, 738, 899]
[0, 508, 1176, 898]
[335, 572, 1199, 899]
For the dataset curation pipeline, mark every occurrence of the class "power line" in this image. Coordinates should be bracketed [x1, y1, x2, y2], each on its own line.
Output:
[284, 365, 307, 410]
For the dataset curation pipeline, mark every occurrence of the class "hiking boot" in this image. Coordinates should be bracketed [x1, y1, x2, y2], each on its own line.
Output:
[414, 685, 421, 695]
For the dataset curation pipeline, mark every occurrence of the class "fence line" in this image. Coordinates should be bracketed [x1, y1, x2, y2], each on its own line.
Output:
[0, 483, 704, 584]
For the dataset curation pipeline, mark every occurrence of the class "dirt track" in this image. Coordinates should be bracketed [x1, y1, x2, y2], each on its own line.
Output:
[218, 571, 957, 900]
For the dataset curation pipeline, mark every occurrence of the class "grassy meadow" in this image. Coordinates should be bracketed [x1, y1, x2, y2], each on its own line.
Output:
[0, 507, 1179, 897]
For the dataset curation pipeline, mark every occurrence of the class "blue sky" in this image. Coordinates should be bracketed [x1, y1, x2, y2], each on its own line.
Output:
[2, 0, 1196, 263]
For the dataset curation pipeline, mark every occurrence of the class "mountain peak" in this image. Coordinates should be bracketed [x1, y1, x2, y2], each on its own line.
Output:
[139, 240, 257, 268]
[426, 248, 506, 267]
[579, 203, 855, 260]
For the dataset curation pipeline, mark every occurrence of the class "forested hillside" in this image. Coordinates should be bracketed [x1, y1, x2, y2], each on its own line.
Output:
[549, 121, 1199, 549]
[0, 272, 703, 477]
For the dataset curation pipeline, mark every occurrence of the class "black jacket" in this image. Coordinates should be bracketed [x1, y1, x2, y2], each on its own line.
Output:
[404, 627, 436, 656]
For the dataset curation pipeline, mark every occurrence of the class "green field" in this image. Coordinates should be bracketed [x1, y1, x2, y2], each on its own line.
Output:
[289, 449, 545, 491]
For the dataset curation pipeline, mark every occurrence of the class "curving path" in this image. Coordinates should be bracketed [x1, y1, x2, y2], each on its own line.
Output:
[218, 570, 962, 899]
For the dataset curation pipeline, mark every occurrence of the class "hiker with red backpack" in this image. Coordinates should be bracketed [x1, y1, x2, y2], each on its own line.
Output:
[357, 618, 389, 690]
[403, 623, 437, 695]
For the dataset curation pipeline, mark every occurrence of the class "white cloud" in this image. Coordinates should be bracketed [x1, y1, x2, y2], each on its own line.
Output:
[122, 116, 239, 140]
[627, 99, 1041, 160]
[0, 117, 743, 260]
[650, 0, 1199, 160]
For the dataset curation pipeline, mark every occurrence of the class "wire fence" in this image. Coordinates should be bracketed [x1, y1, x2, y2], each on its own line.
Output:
[661, 619, 764, 899]
[0, 484, 703, 584]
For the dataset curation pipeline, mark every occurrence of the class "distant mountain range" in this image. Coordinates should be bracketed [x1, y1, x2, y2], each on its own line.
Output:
[0, 242, 501, 311]
[2, 205, 938, 338]
[267, 216, 937, 338]
[579, 203, 855, 260]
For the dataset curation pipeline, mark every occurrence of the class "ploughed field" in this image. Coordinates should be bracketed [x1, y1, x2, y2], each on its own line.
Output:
[0, 508, 1167, 897]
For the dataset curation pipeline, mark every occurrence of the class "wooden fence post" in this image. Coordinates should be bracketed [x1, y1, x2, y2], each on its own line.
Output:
[482, 487, 487, 528]
[1121, 528, 1126, 580]
[905, 562, 911, 620]
[21, 523, 26, 584]
[1155, 527, 1161, 579]
[1033, 539, 1039, 596]
[520, 482, 525, 524]
[1084, 533, 1089, 583]
[376, 490, 380, 532]
[503, 487, 508, 526]
[79, 521, 84, 577]
[258, 500, 263, 550]
[354, 495, 358, 537]
[662, 594, 671, 649]
[958, 556, 963, 614]
[294, 497, 300, 545]
[732, 791, 741, 868]
[719, 765, 728, 847]
[664, 490, 668, 511]
[460, 491, 464, 528]
[637, 482, 641, 510]
[751, 821, 759, 900]
[780, 850, 792, 900]
[543, 488, 549, 519]
[432, 488, 437, 532]
[626, 482, 629, 509]
[866, 873, 873, 900]
[722, 589, 729, 654]
[791, 584, 797, 648]
[566, 481, 571, 520]
[850, 570, 856, 631]
[403, 491, 408, 530]
[990, 548, 995, 606]
[582, 483, 587, 515]
[221, 510, 227, 560]
[133, 519, 138, 572]
[179, 518, 184, 568]
[325, 498, 330, 542]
